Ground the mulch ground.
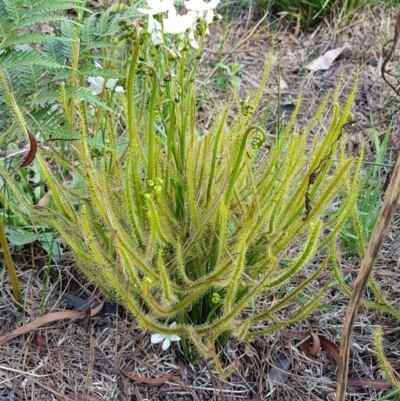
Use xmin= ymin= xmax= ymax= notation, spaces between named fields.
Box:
xmin=1 ymin=4 xmax=400 ymax=400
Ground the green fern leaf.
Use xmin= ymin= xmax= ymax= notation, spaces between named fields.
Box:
xmin=1 ymin=33 xmax=73 ymax=49
xmin=0 ymin=50 xmax=64 ymax=69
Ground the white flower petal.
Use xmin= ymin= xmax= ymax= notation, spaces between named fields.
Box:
xmin=188 ymin=31 xmax=199 ymax=49
xmin=205 ymin=9 xmax=213 ymax=24
xmin=87 ymin=76 xmax=105 ymax=95
xmin=105 ymin=78 xmax=118 ymax=90
xmin=169 ymin=335 xmax=181 ymax=342
xmin=184 ymin=0 xmax=207 ymax=12
xmin=162 ymin=338 xmax=171 ymax=350
xmin=138 ymin=0 xmax=174 ymax=15
xmin=208 ymin=0 xmax=220 ymax=10
xmin=151 ymin=333 xmax=164 ymax=344
xmin=114 ymin=86 xmax=125 ymax=93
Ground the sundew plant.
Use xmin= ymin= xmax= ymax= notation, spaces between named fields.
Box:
xmin=0 ymin=0 xmax=367 ymax=375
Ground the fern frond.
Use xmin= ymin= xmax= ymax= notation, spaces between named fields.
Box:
xmin=0 ymin=50 xmax=63 ymax=69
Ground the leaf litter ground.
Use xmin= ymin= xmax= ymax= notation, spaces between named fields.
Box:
xmin=1 ymin=4 xmax=400 ymax=400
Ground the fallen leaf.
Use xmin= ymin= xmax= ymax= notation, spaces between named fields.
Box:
xmin=62 ymin=293 xmax=116 ymax=317
xmin=346 ymin=377 xmax=392 ymax=390
xmin=268 ymin=356 xmax=293 ymax=384
xmin=306 ymin=47 xmax=347 ymax=71
xmin=20 ymin=130 xmax=38 ymax=167
xmin=0 ymin=304 xmax=102 ymax=344
xmin=121 ymin=371 xmax=173 ymax=386
xmin=299 ymin=331 xmax=320 ymax=357
xmin=54 ymin=393 xmax=103 ymax=401
xmin=281 ymin=330 xmax=339 ymax=363
xmin=34 ymin=190 xmax=52 ymax=210
xmin=34 ymin=333 xmax=48 ymax=348
xmin=178 ymin=359 xmax=188 ymax=383
xmin=319 ymin=336 xmax=340 ymax=365
xmin=281 ymin=331 xmax=392 ymax=389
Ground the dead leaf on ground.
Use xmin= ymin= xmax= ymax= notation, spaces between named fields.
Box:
xmin=34 ymin=333 xmax=48 ymax=348
xmin=122 ymin=370 xmax=174 ymax=386
xmin=345 ymin=377 xmax=393 ymax=390
xmin=281 ymin=331 xmax=393 ymax=390
xmin=61 ymin=395 xmax=103 ymax=401
xmin=281 ymin=330 xmax=339 ymax=364
xmin=0 ymin=302 xmax=104 ymax=344
xmin=268 ymin=356 xmax=293 ymax=385
xmin=34 ymin=189 xmax=52 ymax=210
xmin=306 ymin=47 xmax=348 ymax=71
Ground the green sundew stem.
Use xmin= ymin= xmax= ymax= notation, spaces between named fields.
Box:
xmin=126 ymin=28 xmax=140 ymax=148
xmin=225 ymin=126 xmax=266 ymax=204
xmin=0 ymin=217 xmax=22 ymax=310
xmin=144 ymin=63 xmax=158 ymax=182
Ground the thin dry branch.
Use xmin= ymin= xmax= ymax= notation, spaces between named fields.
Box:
xmin=335 ymin=146 xmax=400 ymax=400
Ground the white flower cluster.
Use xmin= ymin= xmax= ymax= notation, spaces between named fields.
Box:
xmin=87 ymin=76 xmax=125 ymax=95
xmin=138 ymin=0 xmax=220 ymax=48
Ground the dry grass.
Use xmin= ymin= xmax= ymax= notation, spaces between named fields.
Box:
xmin=1 ymin=4 xmax=400 ymax=400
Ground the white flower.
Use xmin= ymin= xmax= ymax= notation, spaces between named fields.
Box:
xmin=148 ymin=14 xmax=164 ymax=45
xmin=87 ymin=76 xmax=124 ymax=95
xmin=184 ymin=0 xmax=220 ymax=24
xmin=163 ymin=7 xmax=197 ymax=35
xmin=138 ymin=0 xmax=174 ymax=15
xmin=188 ymin=29 xmax=199 ymax=49
xmin=105 ymin=78 xmax=125 ymax=93
xmin=87 ymin=76 xmax=105 ymax=95
xmin=151 ymin=322 xmax=181 ymax=351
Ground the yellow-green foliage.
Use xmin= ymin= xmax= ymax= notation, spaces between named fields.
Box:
xmin=374 ymin=326 xmax=399 ymax=388
xmin=1 ymin=44 xmax=362 ymax=374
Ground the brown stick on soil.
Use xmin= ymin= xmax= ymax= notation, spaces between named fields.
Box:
xmin=335 ymin=150 xmax=400 ymax=400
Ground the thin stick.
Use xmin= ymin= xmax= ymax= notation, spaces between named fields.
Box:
xmin=335 ymin=151 xmax=400 ymax=401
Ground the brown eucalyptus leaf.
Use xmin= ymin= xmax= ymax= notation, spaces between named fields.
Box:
xmin=319 ymin=336 xmax=340 ymax=365
xmin=34 ymin=190 xmax=52 ymax=210
xmin=281 ymin=331 xmax=391 ymax=390
xmin=306 ymin=47 xmax=347 ymax=71
xmin=34 ymin=333 xmax=48 ymax=348
xmin=299 ymin=331 xmax=320 ymax=357
xmin=346 ymin=377 xmax=392 ymax=390
xmin=20 ymin=130 xmax=38 ymax=167
xmin=122 ymin=370 xmax=173 ymax=386
xmin=0 ymin=303 xmax=103 ymax=344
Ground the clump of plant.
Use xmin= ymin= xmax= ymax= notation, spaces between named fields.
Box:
xmin=247 ymin=0 xmax=362 ymax=29
xmin=1 ymin=0 xmax=364 ymax=374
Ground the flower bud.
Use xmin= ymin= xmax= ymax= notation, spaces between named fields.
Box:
xmin=211 ymin=292 xmax=221 ymax=304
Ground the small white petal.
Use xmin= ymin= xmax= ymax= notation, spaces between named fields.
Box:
xmin=114 ymin=86 xmax=125 ymax=93
xmin=208 ymin=0 xmax=220 ymax=10
xmin=138 ymin=0 xmax=174 ymax=15
xmin=94 ymin=61 xmax=103 ymax=69
xmin=169 ymin=335 xmax=181 ymax=342
xmin=188 ymin=31 xmax=199 ymax=49
xmin=169 ymin=322 xmax=177 ymax=328
xmin=184 ymin=0 xmax=207 ymax=12
xmin=87 ymin=76 xmax=105 ymax=95
xmin=105 ymin=78 xmax=118 ymax=90
xmin=162 ymin=338 xmax=171 ymax=350
xmin=151 ymin=333 xmax=164 ymax=344
xmin=205 ymin=9 xmax=213 ymax=24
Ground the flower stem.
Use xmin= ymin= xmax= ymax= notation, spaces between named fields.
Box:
xmin=225 ymin=125 xmax=266 ymax=203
